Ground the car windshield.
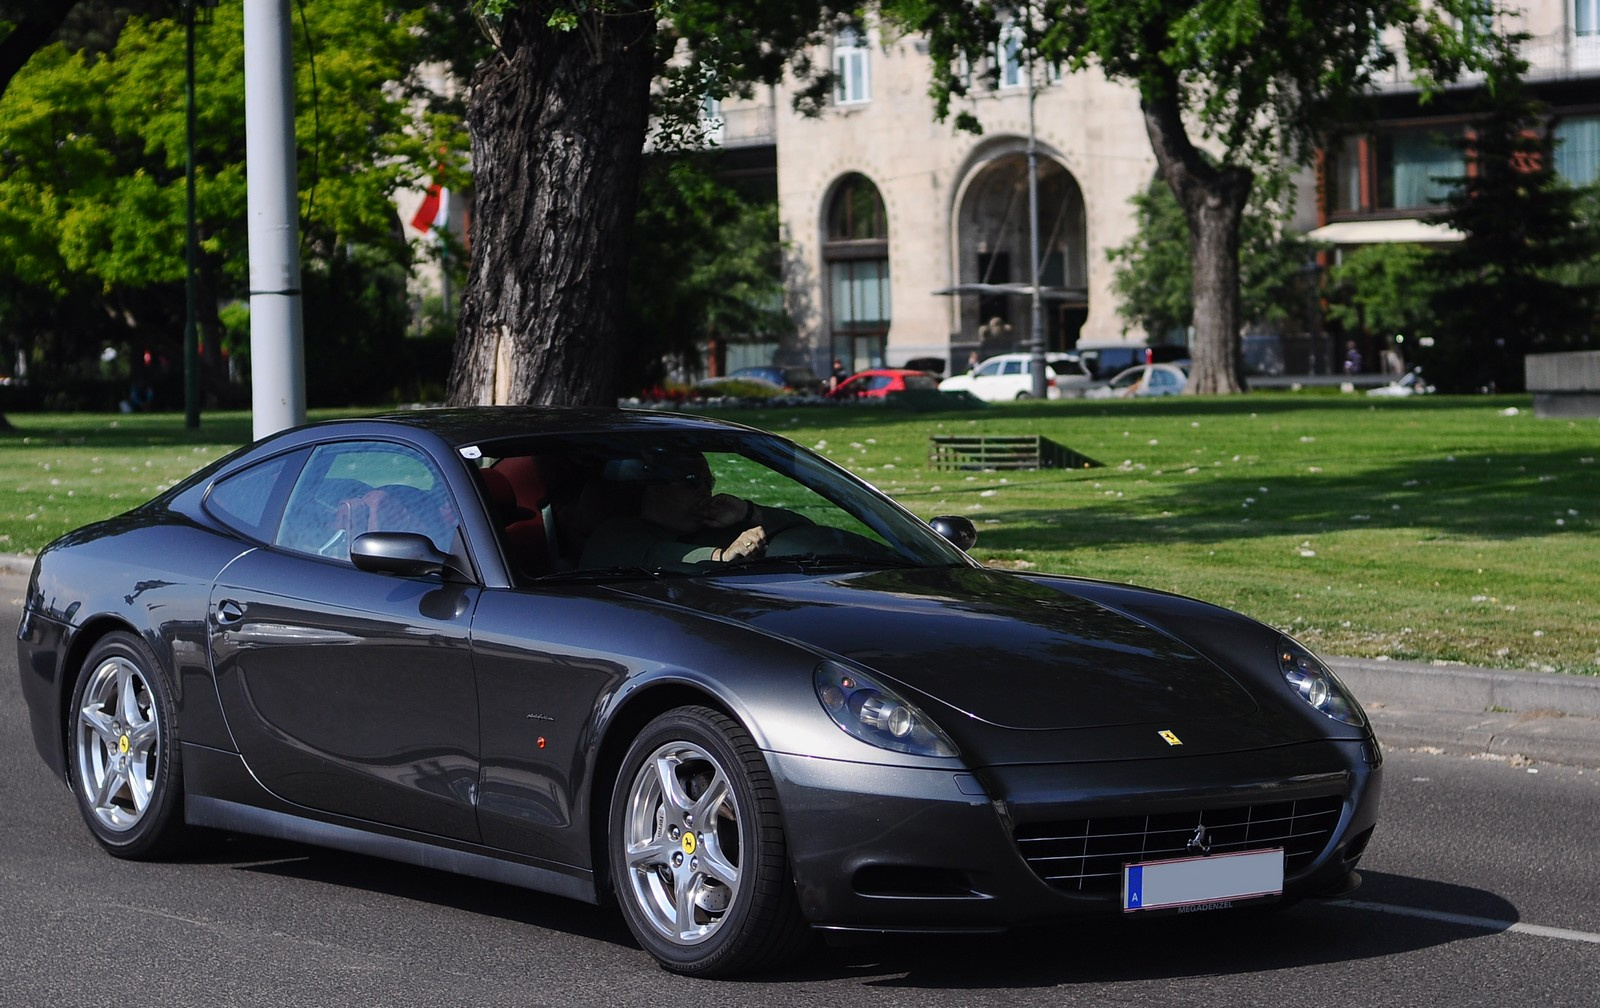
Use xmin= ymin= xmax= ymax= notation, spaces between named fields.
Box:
xmin=468 ymin=428 xmax=974 ymax=580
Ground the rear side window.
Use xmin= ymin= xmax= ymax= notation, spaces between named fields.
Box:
xmin=204 ymin=451 xmax=303 ymax=542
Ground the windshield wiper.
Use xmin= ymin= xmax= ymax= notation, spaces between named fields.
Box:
xmin=716 ymin=552 xmax=930 ymax=574
xmin=532 ymin=565 xmax=667 ymax=583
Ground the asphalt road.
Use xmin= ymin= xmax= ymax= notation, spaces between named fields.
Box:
xmin=3 ymin=578 xmax=1597 ymax=1006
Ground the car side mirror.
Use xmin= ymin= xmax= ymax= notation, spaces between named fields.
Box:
xmin=351 ymin=532 xmax=466 ymax=581
xmin=928 ymin=515 xmax=977 ymax=551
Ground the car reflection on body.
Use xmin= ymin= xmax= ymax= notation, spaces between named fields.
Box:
xmin=16 ymin=407 xmax=1380 ymax=977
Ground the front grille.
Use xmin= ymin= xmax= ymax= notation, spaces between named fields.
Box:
xmin=1015 ymin=795 xmax=1344 ymax=894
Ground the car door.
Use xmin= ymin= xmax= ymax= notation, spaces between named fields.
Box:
xmin=207 ymin=439 xmax=482 ymax=841
xmin=1000 ymin=358 xmax=1027 ymax=397
xmin=969 ymin=360 xmax=1004 ymax=399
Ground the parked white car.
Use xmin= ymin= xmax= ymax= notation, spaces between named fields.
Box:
xmin=1365 ymin=368 xmax=1434 ymax=397
xmin=1085 ymin=362 xmax=1189 ymax=398
xmin=939 ymin=353 xmax=1091 ymax=401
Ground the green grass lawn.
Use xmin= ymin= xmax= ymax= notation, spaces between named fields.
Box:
xmin=3 ymin=394 xmax=1596 ymax=676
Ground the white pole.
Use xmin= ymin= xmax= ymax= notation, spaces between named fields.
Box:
xmin=244 ymin=0 xmax=306 ymax=440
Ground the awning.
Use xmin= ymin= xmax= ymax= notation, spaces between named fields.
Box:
xmin=932 ymin=282 xmax=1090 ymax=303
xmin=1305 ymin=218 xmax=1464 ymax=244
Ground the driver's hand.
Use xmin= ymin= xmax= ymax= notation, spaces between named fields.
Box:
xmin=717 ymin=525 xmax=767 ymax=562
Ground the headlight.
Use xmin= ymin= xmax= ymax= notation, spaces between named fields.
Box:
xmin=814 ymin=662 xmax=958 ymax=758
xmin=1278 ymin=637 xmax=1366 ymax=726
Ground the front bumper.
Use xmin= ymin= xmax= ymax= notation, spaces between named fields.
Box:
xmin=769 ymin=738 xmax=1381 ymax=932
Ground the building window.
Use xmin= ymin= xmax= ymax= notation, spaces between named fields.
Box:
xmin=996 ymin=22 xmax=1025 ymax=89
xmin=1577 ymin=0 xmax=1599 ymax=36
xmin=1555 ymin=115 xmax=1600 ymax=186
xmin=834 ymin=28 xmax=870 ymax=105
xmin=1376 ymin=128 xmax=1463 ymax=210
xmin=824 ymin=174 xmax=890 ymax=370
xmin=699 ymin=95 xmax=724 ymax=147
xmin=1324 ymin=136 xmax=1364 ymax=213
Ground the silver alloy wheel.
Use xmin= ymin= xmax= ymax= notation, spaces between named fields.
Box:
xmin=620 ymin=741 xmax=743 ymax=946
xmin=73 ymin=654 xmax=160 ymax=833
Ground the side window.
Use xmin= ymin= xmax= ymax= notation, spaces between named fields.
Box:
xmin=275 ymin=441 xmax=457 ymax=562
xmin=1002 ymin=360 xmax=1024 ymax=376
xmin=205 ymin=450 xmax=303 ymax=542
xmin=975 ymin=361 xmax=1002 ymax=377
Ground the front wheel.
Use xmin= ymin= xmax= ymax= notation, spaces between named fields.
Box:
xmin=610 ymin=706 xmax=809 ymax=977
xmin=66 ymin=631 xmax=192 ymax=859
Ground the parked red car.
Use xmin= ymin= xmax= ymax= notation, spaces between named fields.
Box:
xmin=828 ymin=368 xmax=940 ymax=399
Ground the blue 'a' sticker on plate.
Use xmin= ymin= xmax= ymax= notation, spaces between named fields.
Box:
xmin=1126 ymin=865 xmax=1143 ymax=908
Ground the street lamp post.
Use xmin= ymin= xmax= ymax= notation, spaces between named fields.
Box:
xmin=1024 ymin=2 xmax=1048 ymax=400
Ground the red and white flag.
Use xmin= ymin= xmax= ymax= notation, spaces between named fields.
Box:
xmin=410 ymin=182 xmax=449 ymax=234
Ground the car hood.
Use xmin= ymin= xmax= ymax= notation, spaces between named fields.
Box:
xmin=608 ymin=566 xmax=1259 ymax=732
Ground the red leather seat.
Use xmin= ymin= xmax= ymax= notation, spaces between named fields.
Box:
xmin=487 ymin=457 xmax=557 ymax=578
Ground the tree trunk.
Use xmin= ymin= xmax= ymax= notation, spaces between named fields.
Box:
xmin=448 ymin=11 xmax=656 ymax=407
xmin=1141 ymin=91 xmax=1250 ymax=395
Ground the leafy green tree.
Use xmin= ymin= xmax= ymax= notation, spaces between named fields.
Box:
xmin=0 ymin=1 xmax=466 ymax=409
xmin=1109 ymin=170 xmax=1321 ymax=349
xmin=620 ymin=155 xmax=791 ymax=394
xmin=1422 ymin=37 xmax=1598 ymax=392
xmin=1107 ymin=178 xmax=1192 ymax=343
xmin=1324 ymin=243 xmax=1442 ymax=366
xmin=447 ymin=1 xmax=847 ymax=407
xmin=883 ymin=0 xmax=1500 ymax=394
xmin=0 ymin=2 xmax=83 ymax=98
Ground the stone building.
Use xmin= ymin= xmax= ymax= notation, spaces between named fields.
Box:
xmin=762 ymin=18 xmax=1164 ymax=377
xmin=705 ymin=3 xmax=1600 ymax=380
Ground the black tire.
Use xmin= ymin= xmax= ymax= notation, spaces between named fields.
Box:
xmin=65 ymin=631 xmax=192 ymax=859
xmin=609 ymin=706 xmax=810 ymax=977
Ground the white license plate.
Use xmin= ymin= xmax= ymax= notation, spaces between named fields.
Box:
xmin=1122 ymin=848 xmax=1284 ymax=912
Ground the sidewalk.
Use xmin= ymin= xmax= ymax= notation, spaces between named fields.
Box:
xmin=4 ymin=553 xmax=1598 ymax=769
xmin=1329 ymin=657 xmax=1600 ymax=770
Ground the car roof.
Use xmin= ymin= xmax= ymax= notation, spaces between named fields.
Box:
xmin=295 ymin=406 xmax=757 ymax=451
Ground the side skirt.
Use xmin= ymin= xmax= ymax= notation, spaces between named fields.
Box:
xmin=182 ymin=743 xmax=596 ymax=905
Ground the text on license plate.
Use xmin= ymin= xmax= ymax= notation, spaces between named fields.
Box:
xmin=1122 ymin=848 xmax=1284 ymax=912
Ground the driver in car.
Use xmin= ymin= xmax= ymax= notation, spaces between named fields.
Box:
xmin=579 ymin=451 xmax=807 ymax=570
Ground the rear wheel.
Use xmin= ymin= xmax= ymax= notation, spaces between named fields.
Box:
xmin=66 ymin=631 xmax=192 ymax=859
xmin=610 ymin=706 xmax=809 ymax=977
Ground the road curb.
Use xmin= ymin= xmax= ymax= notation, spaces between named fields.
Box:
xmin=1330 ymin=657 xmax=1600 ymax=770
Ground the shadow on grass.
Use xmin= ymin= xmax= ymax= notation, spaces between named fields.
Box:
xmin=943 ymin=441 xmax=1595 ymax=553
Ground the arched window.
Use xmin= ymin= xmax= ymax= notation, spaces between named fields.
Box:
xmin=823 ymin=173 xmax=890 ymax=372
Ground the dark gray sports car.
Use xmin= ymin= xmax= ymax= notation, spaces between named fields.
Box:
xmin=16 ymin=407 xmax=1381 ymax=976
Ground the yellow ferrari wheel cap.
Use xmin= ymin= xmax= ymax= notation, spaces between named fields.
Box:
xmin=118 ymin=734 xmax=131 ymax=754
xmin=681 ymin=832 xmax=697 ymax=855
